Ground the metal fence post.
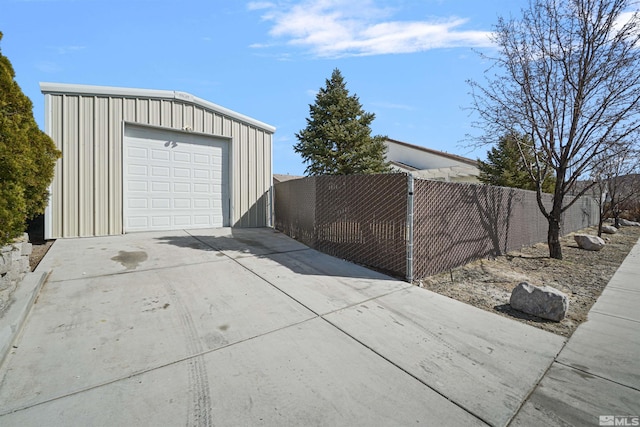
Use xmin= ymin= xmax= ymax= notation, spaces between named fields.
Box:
xmin=406 ymin=174 xmax=415 ymax=282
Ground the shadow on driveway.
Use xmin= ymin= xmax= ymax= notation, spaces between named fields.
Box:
xmin=155 ymin=228 xmax=401 ymax=282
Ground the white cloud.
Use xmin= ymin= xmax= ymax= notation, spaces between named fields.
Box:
xmin=613 ymin=10 xmax=640 ymax=35
xmin=53 ymin=45 xmax=85 ymax=55
xmin=248 ymin=0 xmax=494 ymax=58
xmin=247 ymin=1 xmax=276 ymax=11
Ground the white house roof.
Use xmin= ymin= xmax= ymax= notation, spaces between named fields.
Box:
xmin=273 ymin=174 xmax=304 ymax=183
xmin=386 ymin=138 xmax=480 ymax=182
xmin=40 ymin=82 xmax=276 ymax=133
xmin=391 ymin=161 xmax=478 ymax=180
xmin=385 ymin=138 xmax=478 ymax=168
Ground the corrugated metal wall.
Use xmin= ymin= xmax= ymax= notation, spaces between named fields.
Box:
xmin=43 ymin=84 xmax=273 ymax=238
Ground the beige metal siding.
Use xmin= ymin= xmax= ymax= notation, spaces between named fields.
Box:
xmin=79 ymin=97 xmax=94 ymax=236
xmin=43 ymin=84 xmax=274 ymax=238
xmin=94 ymin=97 xmax=110 ymax=236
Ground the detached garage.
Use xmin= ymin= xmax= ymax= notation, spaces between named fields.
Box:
xmin=41 ymin=83 xmax=275 ymax=239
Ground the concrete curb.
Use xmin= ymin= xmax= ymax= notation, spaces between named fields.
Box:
xmin=0 ymin=270 xmax=50 ymax=369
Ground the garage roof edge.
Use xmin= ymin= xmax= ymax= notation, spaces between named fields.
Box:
xmin=40 ymin=82 xmax=276 ymax=133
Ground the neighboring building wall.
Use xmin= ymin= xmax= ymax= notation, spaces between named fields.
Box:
xmin=385 ymin=138 xmax=477 ymax=170
xmin=385 ymin=139 xmax=480 ymax=183
xmin=42 ymin=83 xmax=274 ymax=238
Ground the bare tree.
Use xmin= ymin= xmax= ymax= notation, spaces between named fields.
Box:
xmin=468 ymin=0 xmax=640 ymax=259
xmin=591 ymin=145 xmax=640 ymax=234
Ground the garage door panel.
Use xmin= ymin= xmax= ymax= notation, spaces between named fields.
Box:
xmin=193 ymin=154 xmax=209 ymax=164
xmin=171 ymin=182 xmax=189 ymax=193
xmin=124 ymin=125 xmax=229 ymax=232
xmin=193 ymin=198 xmax=210 ymax=209
xmin=151 ymin=149 xmax=170 ymax=161
xmin=151 ymin=217 xmax=171 ymax=227
xmin=194 ymin=215 xmax=211 ymax=225
xmin=128 ymin=165 xmax=148 ymax=176
xmin=151 ymin=166 xmax=170 ymax=177
xmin=128 ymin=181 xmax=148 ymax=192
xmin=129 ymin=199 xmax=148 ymax=209
xmin=193 ymin=183 xmax=210 ymax=193
xmin=127 ymin=217 xmax=148 ymax=228
xmin=193 ymin=169 xmax=210 ymax=179
xmin=151 ymin=182 xmax=170 ymax=192
xmin=128 ymin=147 xmax=148 ymax=159
xmin=151 ymin=199 xmax=170 ymax=209
xmin=173 ymin=168 xmax=190 ymax=178
xmin=174 ymin=199 xmax=191 ymax=209
xmin=174 ymin=216 xmax=192 ymax=226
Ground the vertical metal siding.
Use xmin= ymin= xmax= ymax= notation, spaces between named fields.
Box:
xmin=160 ymin=100 xmax=172 ymax=127
xmin=172 ymin=103 xmax=183 ymax=129
xmin=149 ymin=99 xmax=161 ymax=126
xmin=234 ymin=121 xmax=245 ymax=226
xmin=137 ymin=98 xmax=149 ymax=124
xmin=183 ymin=104 xmax=193 ymax=130
xmin=194 ymin=107 xmax=204 ymax=133
xmin=79 ymin=97 xmax=94 ymax=236
xmin=49 ymin=95 xmax=64 ymax=237
xmin=62 ymin=95 xmax=79 ymax=237
xmin=94 ymin=97 xmax=110 ymax=236
xmin=108 ymin=97 xmax=123 ymax=235
xmin=45 ymin=89 xmax=273 ymax=238
xmin=248 ymin=127 xmax=258 ymax=226
xmin=124 ymin=98 xmax=136 ymax=122
xmin=203 ymin=110 xmax=213 ymax=134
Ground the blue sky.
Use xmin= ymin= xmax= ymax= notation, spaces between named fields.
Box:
xmin=1 ymin=0 xmax=527 ymax=175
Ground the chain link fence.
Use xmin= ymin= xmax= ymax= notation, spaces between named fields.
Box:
xmin=314 ymin=174 xmax=408 ymax=276
xmin=274 ymin=177 xmax=317 ymax=247
xmin=275 ymin=174 xmax=408 ymax=276
xmin=274 ymin=173 xmax=599 ymax=281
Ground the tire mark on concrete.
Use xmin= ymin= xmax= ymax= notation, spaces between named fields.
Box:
xmin=164 ymin=282 xmax=212 ymax=427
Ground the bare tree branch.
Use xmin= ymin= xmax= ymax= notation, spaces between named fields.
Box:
xmin=468 ymin=0 xmax=640 ymax=258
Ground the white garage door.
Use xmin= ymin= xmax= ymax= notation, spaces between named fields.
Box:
xmin=123 ymin=125 xmax=230 ymax=232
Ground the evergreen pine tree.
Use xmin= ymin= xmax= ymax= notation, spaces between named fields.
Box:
xmin=294 ymin=69 xmax=389 ymax=176
xmin=478 ymin=133 xmax=555 ymax=193
xmin=1 ymin=32 xmax=61 ymax=245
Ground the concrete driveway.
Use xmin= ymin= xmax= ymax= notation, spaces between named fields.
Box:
xmin=0 ymin=228 xmax=565 ymax=426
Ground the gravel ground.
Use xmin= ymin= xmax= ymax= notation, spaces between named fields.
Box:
xmin=418 ymin=224 xmax=640 ymax=337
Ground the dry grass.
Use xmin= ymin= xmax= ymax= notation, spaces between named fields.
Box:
xmin=418 ymin=225 xmax=640 ymax=337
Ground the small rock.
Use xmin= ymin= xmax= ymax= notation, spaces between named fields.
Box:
xmin=619 ymin=218 xmax=640 ymax=227
xmin=20 ymin=242 xmax=33 ymax=256
xmin=0 ymin=253 xmax=9 ymax=275
xmin=574 ymin=234 xmax=605 ymax=251
xmin=601 ymin=225 xmax=617 ymax=234
xmin=510 ymin=282 xmax=569 ymax=322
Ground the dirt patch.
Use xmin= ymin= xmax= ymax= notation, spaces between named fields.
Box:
xmin=418 ymin=225 xmax=640 ymax=337
xmin=29 ymin=240 xmax=54 ymax=271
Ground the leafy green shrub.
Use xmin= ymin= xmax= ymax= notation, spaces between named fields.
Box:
xmin=0 ymin=32 xmax=61 ymax=246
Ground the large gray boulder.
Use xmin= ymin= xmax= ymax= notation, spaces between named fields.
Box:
xmin=510 ymin=282 xmax=569 ymax=322
xmin=574 ymin=234 xmax=605 ymax=251
xmin=619 ymin=218 xmax=640 ymax=226
xmin=601 ymin=225 xmax=617 ymax=234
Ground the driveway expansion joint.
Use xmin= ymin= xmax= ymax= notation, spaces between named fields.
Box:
xmin=588 ymin=310 xmax=640 ymax=324
xmin=553 ymin=361 xmax=640 ymax=393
